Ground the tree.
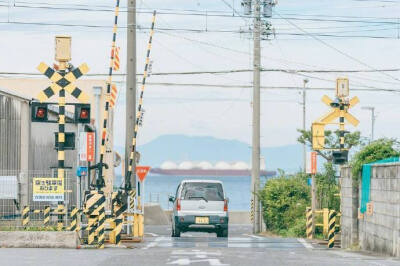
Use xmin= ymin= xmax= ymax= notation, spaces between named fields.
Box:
xmin=297 ymin=129 xmax=363 ymax=162
xmin=350 ymin=138 xmax=400 ymax=180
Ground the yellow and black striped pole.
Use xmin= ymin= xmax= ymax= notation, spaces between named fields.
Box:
xmin=125 ymin=10 xmax=156 ymax=193
xmin=97 ymin=0 xmax=121 ymax=189
xmin=339 ymin=99 xmax=345 ymax=151
xmin=111 ymin=192 xmax=126 ymax=245
xmin=57 ymin=204 xmax=64 ymax=231
xmin=306 ymin=207 xmax=313 ymax=239
xmin=69 ymin=206 xmax=78 ymax=231
xmin=97 ymin=201 xmax=106 ymax=249
xmin=43 ymin=205 xmax=50 ymax=226
xmin=129 ymin=190 xmax=136 ymax=210
xmin=22 ymin=206 xmax=29 ymax=227
xmin=328 ymin=210 xmax=336 ymax=248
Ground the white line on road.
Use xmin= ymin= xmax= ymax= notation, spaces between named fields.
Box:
xmin=242 ymin=234 xmax=263 ymax=240
xmin=142 ymin=236 xmax=164 ymax=249
xmin=297 ymin=238 xmax=313 ymax=249
xmin=146 ymin=232 xmax=159 ymax=237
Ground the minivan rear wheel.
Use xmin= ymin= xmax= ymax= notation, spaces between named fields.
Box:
xmin=172 ymin=226 xmax=181 ymax=237
xmin=217 ymin=228 xmax=228 ymax=238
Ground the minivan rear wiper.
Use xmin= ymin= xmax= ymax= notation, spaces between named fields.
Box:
xmin=188 ymin=196 xmax=208 ymax=202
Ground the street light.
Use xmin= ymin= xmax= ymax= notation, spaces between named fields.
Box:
xmin=303 ymin=79 xmax=309 ymax=172
xmin=362 ymin=106 xmax=375 ymax=142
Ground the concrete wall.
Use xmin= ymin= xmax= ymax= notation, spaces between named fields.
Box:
xmin=341 ymin=163 xmax=400 ymax=257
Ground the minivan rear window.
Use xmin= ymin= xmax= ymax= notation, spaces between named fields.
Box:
xmin=181 ymin=182 xmax=224 ymax=201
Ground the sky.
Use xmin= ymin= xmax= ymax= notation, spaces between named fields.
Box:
xmin=1 ymin=0 xmax=400 ymax=149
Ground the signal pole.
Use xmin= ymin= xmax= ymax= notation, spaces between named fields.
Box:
xmin=251 ymin=0 xmax=261 ymax=234
xmin=126 ymin=0 xmax=136 ymax=191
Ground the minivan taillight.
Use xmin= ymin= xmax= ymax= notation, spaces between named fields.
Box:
xmin=176 ymin=199 xmax=181 ymax=211
xmin=224 ymin=199 xmax=228 ymax=212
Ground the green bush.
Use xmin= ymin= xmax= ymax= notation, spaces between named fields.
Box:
xmin=351 ymin=138 xmax=400 ymax=180
xmin=259 ymin=173 xmax=310 ymax=236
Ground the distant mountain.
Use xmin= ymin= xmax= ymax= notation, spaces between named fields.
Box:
xmin=115 ymin=135 xmax=305 ymax=173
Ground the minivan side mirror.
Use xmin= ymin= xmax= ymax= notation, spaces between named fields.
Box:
xmin=168 ymin=195 xmax=175 ymax=202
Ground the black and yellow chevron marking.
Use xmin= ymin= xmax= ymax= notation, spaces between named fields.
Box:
xmin=97 ymin=202 xmax=106 ymax=249
xmin=250 ymin=199 xmax=254 ymax=222
xmin=43 ymin=206 xmax=50 ymax=226
xmin=98 ymin=0 xmax=121 ymax=188
xmin=57 ymin=204 xmax=64 ymax=231
xmin=328 ymin=210 xmax=336 ymax=248
xmin=22 ymin=206 xmax=29 ymax=227
xmin=87 ymin=215 xmax=97 ymax=245
xmin=306 ymin=207 xmax=313 ymax=239
xmin=129 ymin=190 xmax=136 ymax=210
xmin=126 ymin=11 xmax=156 ymax=189
xmin=84 ymin=191 xmax=106 ymax=215
xmin=339 ymin=105 xmax=345 ymax=150
xmin=69 ymin=206 xmax=78 ymax=232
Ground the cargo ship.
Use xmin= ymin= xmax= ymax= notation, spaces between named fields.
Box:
xmin=150 ymin=168 xmax=276 ymax=177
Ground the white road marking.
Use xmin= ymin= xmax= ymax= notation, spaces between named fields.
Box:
xmin=242 ymin=234 xmax=263 ymax=240
xmin=168 ymin=249 xmax=229 ymax=266
xmin=297 ymin=238 xmax=313 ymax=249
xmin=142 ymin=236 xmax=164 ymax=250
xmin=146 ymin=232 xmax=159 ymax=237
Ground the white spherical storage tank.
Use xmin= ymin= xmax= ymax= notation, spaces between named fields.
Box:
xmin=160 ymin=161 xmax=177 ymax=170
xmin=197 ymin=161 xmax=213 ymax=169
xmin=214 ymin=161 xmax=231 ymax=170
xmin=178 ymin=161 xmax=194 ymax=170
xmin=232 ymin=161 xmax=249 ymax=170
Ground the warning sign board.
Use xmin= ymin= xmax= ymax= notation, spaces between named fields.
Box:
xmin=136 ymin=166 xmax=151 ymax=182
xmin=33 ymin=177 xmax=64 ymax=201
xmin=79 ymin=132 xmax=95 ymax=162
xmin=306 ymin=151 xmax=317 ymax=174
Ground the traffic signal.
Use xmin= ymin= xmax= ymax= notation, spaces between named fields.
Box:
xmin=332 ymin=150 xmax=348 ymax=165
xmin=312 ymin=122 xmax=325 ymax=150
xmin=31 ymin=102 xmax=48 ymax=122
xmin=75 ymin=104 xmax=91 ymax=124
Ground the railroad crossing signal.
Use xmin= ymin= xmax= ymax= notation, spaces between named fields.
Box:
xmin=311 ymin=78 xmax=360 ymax=163
xmin=36 ymin=62 xmax=90 ymax=103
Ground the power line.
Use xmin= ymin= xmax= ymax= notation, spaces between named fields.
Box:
xmin=273 ymin=10 xmax=400 ymax=83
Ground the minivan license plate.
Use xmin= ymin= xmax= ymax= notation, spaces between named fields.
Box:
xmin=195 ymin=217 xmax=209 ymax=224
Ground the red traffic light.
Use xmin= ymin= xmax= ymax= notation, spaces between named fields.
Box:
xmin=36 ymin=107 xmax=46 ymax=118
xmin=74 ymin=104 xmax=91 ymax=123
xmin=80 ymin=108 xmax=89 ymax=119
xmin=31 ymin=102 xmax=48 ymax=122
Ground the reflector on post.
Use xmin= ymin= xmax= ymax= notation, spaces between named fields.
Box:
xmin=312 ymin=122 xmax=325 ymax=150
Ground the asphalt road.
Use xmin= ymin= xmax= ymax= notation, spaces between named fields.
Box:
xmin=1 ymin=225 xmax=399 ymax=266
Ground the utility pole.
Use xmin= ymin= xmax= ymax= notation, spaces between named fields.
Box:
xmin=126 ymin=0 xmax=136 ymax=191
xmin=251 ymin=0 xmax=261 ymax=234
xmin=302 ymin=79 xmax=308 ymax=172
xmin=362 ymin=106 xmax=375 ymax=142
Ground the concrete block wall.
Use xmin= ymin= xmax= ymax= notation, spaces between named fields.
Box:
xmin=340 ymin=163 xmax=400 ymax=257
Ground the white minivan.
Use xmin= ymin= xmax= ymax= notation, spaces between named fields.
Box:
xmin=169 ymin=180 xmax=229 ymax=237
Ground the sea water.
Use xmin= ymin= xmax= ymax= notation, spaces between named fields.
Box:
xmin=116 ymin=175 xmax=270 ymax=210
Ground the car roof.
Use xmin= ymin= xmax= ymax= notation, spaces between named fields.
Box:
xmin=180 ymin=179 xmax=223 ymax=184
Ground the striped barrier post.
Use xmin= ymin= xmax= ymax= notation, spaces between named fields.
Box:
xmin=250 ymin=199 xmax=254 ymax=222
xmin=129 ymin=190 xmax=136 ymax=211
xmin=84 ymin=191 xmax=106 ymax=247
xmin=97 ymin=201 xmax=106 ymax=249
xmin=57 ymin=204 xmax=64 ymax=231
xmin=22 ymin=206 xmax=29 ymax=227
xmin=125 ymin=11 xmax=156 ymax=192
xmin=69 ymin=206 xmax=78 ymax=231
xmin=328 ymin=210 xmax=336 ymax=248
xmin=87 ymin=214 xmax=97 ymax=245
xmin=306 ymin=207 xmax=313 ymax=239
xmin=96 ymin=0 xmax=121 ymax=190
xmin=43 ymin=206 xmax=50 ymax=226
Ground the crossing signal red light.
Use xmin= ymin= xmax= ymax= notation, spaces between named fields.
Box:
xmin=74 ymin=104 xmax=91 ymax=124
xmin=31 ymin=102 xmax=48 ymax=122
